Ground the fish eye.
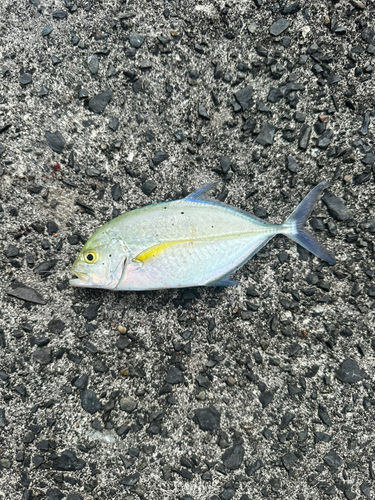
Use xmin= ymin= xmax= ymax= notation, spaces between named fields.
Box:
xmin=84 ymin=250 xmax=98 ymax=264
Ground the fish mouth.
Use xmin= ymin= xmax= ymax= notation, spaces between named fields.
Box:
xmin=69 ymin=268 xmax=89 ymax=287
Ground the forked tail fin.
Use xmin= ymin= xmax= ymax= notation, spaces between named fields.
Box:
xmin=281 ymin=182 xmax=336 ymax=265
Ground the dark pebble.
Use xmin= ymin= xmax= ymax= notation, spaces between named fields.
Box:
xmin=141 ymin=180 xmax=157 ymax=196
xmin=286 ymin=156 xmax=299 ymax=172
xmin=336 ymin=359 xmax=368 ymax=384
xmin=354 ymin=169 xmax=371 ymax=184
xmin=359 ymin=113 xmax=370 ymax=136
xmin=108 ymin=117 xmax=119 ymax=131
xmin=235 ymin=85 xmax=253 ymax=111
xmin=267 ymin=87 xmax=283 ymax=103
xmin=116 ymin=335 xmax=131 ymax=351
xmin=322 ymin=192 xmax=350 ymax=221
xmin=78 ymin=89 xmax=88 ymax=99
xmin=129 ymin=31 xmax=144 ymax=48
xmin=6 ymin=282 xmax=45 ymax=305
xmin=277 ymin=251 xmax=289 ymax=264
xmin=222 ymin=444 xmax=244 ymax=470
xmin=282 ymin=2 xmax=301 ymax=14
xmin=145 ymin=129 xmax=155 ymax=142
xmin=246 ymin=286 xmax=259 ymax=297
xmin=153 ymin=151 xmax=169 ymax=165
xmin=314 ymin=432 xmax=331 ymax=443
xmin=157 ymin=35 xmax=170 ymax=46
xmin=279 ymin=411 xmax=295 ymax=429
xmin=45 ymin=131 xmax=65 ymax=153
xmin=316 ymin=129 xmax=333 ymax=148
xmin=298 ymin=125 xmax=312 ymax=149
xmin=294 ymin=111 xmax=305 ymax=122
xmin=52 ymin=450 xmax=85 ymax=471
xmin=360 ymin=482 xmax=371 ymax=498
xmin=194 ymin=43 xmax=204 ymax=54
xmin=194 ymin=407 xmax=221 ymax=431
xmin=68 ymin=234 xmax=80 ymax=245
xmin=72 ymin=374 xmax=88 ymax=390
xmin=80 ymin=389 xmax=101 ymax=414
xmin=256 ymin=102 xmax=270 ymax=112
xmin=120 ymin=473 xmax=140 ymax=485
xmin=198 ymin=104 xmax=209 ymax=119
xmin=83 ymin=303 xmax=100 ymax=321
xmin=214 ymin=64 xmax=223 ymax=79
xmin=314 ymin=121 xmax=326 ymax=135
xmin=19 ymin=73 xmax=32 ymax=85
xmin=362 ymin=28 xmax=374 ymax=43
xmin=126 ymin=47 xmax=137 ymax=58
xmin=220 ymin=156 xmax=231 ymax=174
xmin=246 ymin=459 xmax=263 ymax=476
xmin=87 ymin=54 xmax=99 ymax=74
xmin=70 ymin=32 xmax=80 ymax=46
xmin=140 ymin=59 xmax=152 ymax=70
xmin=111 ymin=182 xmax=122 ymax=201
xmin=89 ymin=89 xmax=113 ymax=114
xmin=256 ymin=123 xmax=276 ymax=146
xmin=34 ymin=259 xmax=57 ymax=274
xmin=46 ymin=489 xmax=64 ymax=500
xmin=304 ymin=364 xmax=319 ymax=377
xmin=318 ymin=404 xmax=332 ymax=426
xmin=51 ymin=55 xmax=62 ymax=66
xmin=67 ymin=495 xmax=83 ymax=500
xmin=165 ymin=366 xmax=184 ymax=384
xmin=270 ymin=18 xmax=290 ymax=36
xmin=4 ymin=245 xmax=19 ymax=258
xmin=52 ymin=10 xmax=68 ymax=19
xmin=39 ymin=85 xmax=49 ymax=97
xmin=45 ymin=220 xmax=58 ymax=235
xmin=42 ymin=26 xmax=53 ymax=36
xmin=32 ymin=347 xmax=52 ymax=365
xmin=323 ymin=450 xmax=342 ymax=468
xmin=220 ymin=488 xmax=235 ymax=500
xmin=259 ymin=390 xmax=273 ymax=408
xmin=282 ymin=453 xmax=298 ymax=471
xmin=174 ymin=129 xmax=186 ymax=142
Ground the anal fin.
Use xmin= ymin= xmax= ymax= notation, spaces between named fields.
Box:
xmin=206 ymin=272 xmax=239 ymax=287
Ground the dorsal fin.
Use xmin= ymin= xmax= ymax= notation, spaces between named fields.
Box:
xmin=185 ymin=182 xmax=219 ymax=201
xmin=184 ymin=181 xmax=268 ymax=225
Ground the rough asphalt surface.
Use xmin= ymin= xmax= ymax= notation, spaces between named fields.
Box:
xmin=0 ymin=0 xmax=374 ymax=499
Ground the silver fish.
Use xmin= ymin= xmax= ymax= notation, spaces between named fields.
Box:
xmin=70 ymin=181 xmax=335 ymax=290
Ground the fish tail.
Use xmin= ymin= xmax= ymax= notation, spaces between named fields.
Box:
xmin=281 ymin=182 xmax=336 ymax=264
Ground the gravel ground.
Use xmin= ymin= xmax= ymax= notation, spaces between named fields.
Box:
xmin=0 ymin=0 xmax=374 ymax=499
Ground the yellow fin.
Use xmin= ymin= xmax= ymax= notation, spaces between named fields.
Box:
xmin=133 ymin=240 xmax=189 ymax=263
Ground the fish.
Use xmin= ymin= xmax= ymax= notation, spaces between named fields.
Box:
xmin=70 ymin=181 xmax=335 ymax=290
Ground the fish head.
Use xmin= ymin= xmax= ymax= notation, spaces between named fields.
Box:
xmin=70 ymin=227 xmax=127 ymax=289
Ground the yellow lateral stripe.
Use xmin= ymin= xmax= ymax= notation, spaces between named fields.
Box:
xmin=133 ymin=240 xmax=191 ymax=263
xmin=133 ymin=228 xmax=274 ymax=264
